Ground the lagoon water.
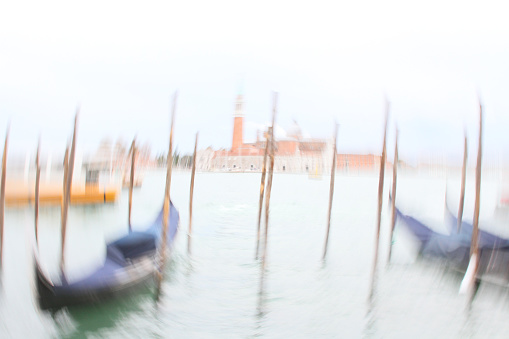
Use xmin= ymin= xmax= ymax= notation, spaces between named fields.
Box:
xmin=2 ymin=169 xmax=509 ymax=338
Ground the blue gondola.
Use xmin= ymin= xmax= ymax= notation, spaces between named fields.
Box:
xmin=35 ymin=202 xmax=179 ymax=310
xmin=395 ymin=205 xmax=509 ymax=283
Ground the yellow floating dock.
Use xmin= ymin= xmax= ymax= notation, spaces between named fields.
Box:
xmin=5 ymin=181 xmax=119 ymax=206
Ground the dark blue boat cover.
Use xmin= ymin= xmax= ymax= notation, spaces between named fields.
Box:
xmin=108 ymin=231 xmax=156 ymax=260
xmin=396 ymin=206 xmax=509 ymax=263
xmin=445 ymin=207 xmax=509 ymax=250
xmin=53 ymin=202 xmax=179 ymax=291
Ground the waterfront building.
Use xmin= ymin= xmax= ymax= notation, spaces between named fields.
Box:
xmin=196 ymin=94 xmax=385 ymax=174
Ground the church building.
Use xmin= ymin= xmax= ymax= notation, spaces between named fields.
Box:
xmin=196 ymin=94 xmax=383 ymax=173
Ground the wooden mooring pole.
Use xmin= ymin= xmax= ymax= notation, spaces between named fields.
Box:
xmin=0 ymin=126 xmax=9 ymax=267
xmin=261 ymin=92 xmax=278 ymax=269
xmin=369 ymin=102 xmax=389 ymax=299
xmin=256 ymin=127 xmax=270 ymax=259
xmin=35 ymin=139 xmax=41 ymax=246
xmin=60 ymin=143 xmax=69 ymax=261
xmin=460 ymin=103 xmax=483 ymax=304
xmin=128 ymin=138 xmax=136 ymax=232
xmin=322 ymin=123 xmax=338 ymax=259
xmin=387 ymin=129 xmax=398 ymax=264
xmin=457 ymin=134 xmax=467 ymax=232
xmin=61 ymin=112 xmax=78 ymax=272
xmin=157 ymin=91 xmax=177 ymax=296
xmin=188 ymin=132 xmax=198 ymax=254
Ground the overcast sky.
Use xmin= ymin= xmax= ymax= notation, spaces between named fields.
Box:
xmin=1 ymin=0 xmax=508 ymax=165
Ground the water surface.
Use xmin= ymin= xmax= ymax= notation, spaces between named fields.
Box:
xmin=1 ymin=170 xmax=509 ymax=338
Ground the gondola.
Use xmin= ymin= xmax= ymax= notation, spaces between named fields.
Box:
xmin=35 ymin=202 xmax=179 ymax=310
xmin=395 ymin=205 xmax=509 ymax=284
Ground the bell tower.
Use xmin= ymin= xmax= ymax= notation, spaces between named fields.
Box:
xmin=231 ymin=94 xmax=244 ymax=152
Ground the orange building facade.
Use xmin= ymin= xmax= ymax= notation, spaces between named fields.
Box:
xmin=197 ymin=94 xmax=387 ymax=173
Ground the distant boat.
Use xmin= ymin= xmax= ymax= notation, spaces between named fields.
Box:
xmin=34 ymin=201 xmax=179 ymax=310
xmin=5 ymin=180 xmax=118 ymax=206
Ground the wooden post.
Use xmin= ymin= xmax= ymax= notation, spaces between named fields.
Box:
xmin=457 ymin=135 xmax=467 ymax=232
xmin=369 ymin=101 xmax=389 ymax=299
xmin=128 ymin=138 xmax=136 ymax=232
xmin=261 ymin=92 xmax=278 ymax=268
xmin=60 ymin=144 xmax=69 ymax=240
xmin=387 ymin=129 xmax=399 ymax=263
xmin=188 ymin=132 xmax=198 ymax=254
xmin=0 ymin=127 xmax=9 ymax=267
xmin=462 ymin=103 xmax=482 ymax=303
xmin=157 ymin=91 xmax=177 ymax=295
xmin=323 ymin=123 xmax=338 ymax=259
xmin=60 ymin=112 xmax=78 ymax=272
xmin=255 ymin=125 xmax=270 ymax=259
xmin=35 ymin=139 xmax=41 ymax=246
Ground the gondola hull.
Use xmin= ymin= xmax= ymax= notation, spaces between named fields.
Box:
xmin=35 ymin=202 xmax=179 ymax=310
xmin=36 ymin=255 xmax=157 ymax=310
xmin=395 ymin=206 xmax=509 ymax=285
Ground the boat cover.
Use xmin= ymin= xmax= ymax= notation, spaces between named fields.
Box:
xmin=36 ymin=201 xmax=179 ymax=308
xmin=396 ymin=205 xmax=509 ymax=272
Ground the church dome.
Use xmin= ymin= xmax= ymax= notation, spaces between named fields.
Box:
xmin=286 ymin=120 xmax=302 ymax=140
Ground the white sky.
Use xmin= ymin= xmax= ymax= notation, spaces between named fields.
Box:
xmin=0 ymin=0 xmax=508 ymax=165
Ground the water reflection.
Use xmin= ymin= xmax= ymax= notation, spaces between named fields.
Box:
xmin=52 ymin=285 xmax=153 ymax=339
xmin=364 ymin=290 xmax=378 ymax=339
xmin=254 ymin=261 xmax=266 ymax=338
xmin=47 ymin=254 xmax=180 ymax=338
